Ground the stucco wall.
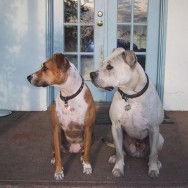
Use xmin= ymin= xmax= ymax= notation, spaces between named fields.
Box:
xmin=163 ymin=0 xmax=188 ymax=110
xmin=1 ymin=0 xmax=187 ymax=111
xmin=0 ymin=0 xmax=47 ymax=111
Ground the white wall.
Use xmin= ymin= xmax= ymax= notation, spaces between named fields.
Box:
xmin=163 ymin=0 xmax=188 ymax=111
xmin=0 ymin=0 xmax=47 ymax=111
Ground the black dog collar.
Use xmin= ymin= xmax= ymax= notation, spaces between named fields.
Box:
xmin=118 ymin=73 xmax=149 ymax=102
xmin=60 ymin=77 xmax=84 ymax=106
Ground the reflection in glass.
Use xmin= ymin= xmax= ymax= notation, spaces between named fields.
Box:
xmin=81 ymin=26 xmax=94 ymax=52
xmin=64 ymin=0 xmax=78 ymax=23
xmin=80 ymin=0 xmax=94 ymax=23
xmin=118 ymin=0 xmax=132 ymax=23
xmin=133 ymin=25 xmax=147 ymax=52
xmin=134 ymin=0 xmax=148 ymax=23
xmin=64 ymin=26 xmax=77 ymax=52
xmin=66 ymin=55 xmax=78 ymax=68
xmin=81 ymin=55 xmax=94 ymax=80
xmin=117 ymin=25 xmax=131 ymax=50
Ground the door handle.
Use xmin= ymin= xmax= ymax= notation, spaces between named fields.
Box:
xmin=97 ymin=20 xmax=103 ymax=26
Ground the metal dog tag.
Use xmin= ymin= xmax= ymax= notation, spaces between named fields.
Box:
xmin=64 ymin=103 xmax=71 ymax=110
xmin=125 ymin=104 xmax=131 ymax=111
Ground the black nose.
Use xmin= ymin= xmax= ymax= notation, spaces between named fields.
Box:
xmin=90 ymin=72 xmax=98 ymax=80
xmin=27 ymin=75 xmax=32 ymax=82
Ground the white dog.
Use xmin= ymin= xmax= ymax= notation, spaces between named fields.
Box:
xmin=90 ymin=48 xmax=164 ymax=178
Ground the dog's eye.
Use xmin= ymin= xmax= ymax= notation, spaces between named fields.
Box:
xmin=42 ymin=65 xmax=48 ymax=72
xmin=42 ymin=64 xmax=48 ymax=71
xmin=106 ymin=64 xmax=113 ymax=70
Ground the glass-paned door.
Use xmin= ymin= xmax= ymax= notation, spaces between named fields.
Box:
xmin=52 ymin=0 xmax=160 ymax=102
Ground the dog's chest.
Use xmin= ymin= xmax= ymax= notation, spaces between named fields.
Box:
xmin=111 ymin=99 xmax=149 ymax=139
xmin=56 ymin=92 xmax=88 ymax=130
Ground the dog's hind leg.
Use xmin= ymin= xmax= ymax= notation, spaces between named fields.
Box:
xmin=110 ymin=122 xmax=125 ymax=177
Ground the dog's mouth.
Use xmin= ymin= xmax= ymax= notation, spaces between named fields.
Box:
xmin=103 ymin=87 xmax=114 ymax=91
xmin=90 ymin=76 xmax=114 ymax=91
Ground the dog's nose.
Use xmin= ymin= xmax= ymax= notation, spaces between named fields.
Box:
xmin=90 ymin=72 xmax=98 ymax=80
xmin=27 ymin=75 xmax=32 ymax=82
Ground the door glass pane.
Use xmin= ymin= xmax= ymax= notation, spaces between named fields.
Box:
xmin=81 ymin=55 xmax=94 ymax=80
xmin=66 ymin=55 xmax=78 ymax=68
xmin=63 ymin=0 xmax=94 ymax=80
xmin=117 ymin=0 xmax=148 ymax=70
xmin=117 ymin=25 xmax=131 ymax=50
xmin=134 ymin=0 xmax=148 ymax=23
xmin=133 ymin=25 xmax=147 ymax=52
xmin=137 ymin=55 xmax=146 ymax=70
xmin=80 ymin=0 xmax=94 ymax=23
xmin=64 ymin=26 xmax=77 ymax=52
xmin=81 ymin=26 xmax=94 ymax=52
xmin=118 ymin=0 xmax=132 ymax=23
xmin=64 ymin=0 xmax=78 ymax=23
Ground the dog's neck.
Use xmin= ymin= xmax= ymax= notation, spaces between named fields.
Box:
xmin=59 ymin=63 xmax=83 ymax=96
xmin=119 ymin=63 xmax=148 ymax=95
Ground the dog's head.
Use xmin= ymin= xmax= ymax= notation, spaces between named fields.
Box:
xmin=27 ymin=53 xmax=70 ymax=87
xmin=90 ymin=48 xmax=137 ymax=90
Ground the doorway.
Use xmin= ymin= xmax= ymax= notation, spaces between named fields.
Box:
xmin=49 ymin=0 xmax=160 ymax=103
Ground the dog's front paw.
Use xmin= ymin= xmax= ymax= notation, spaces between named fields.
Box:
xmin=148 ymin=168 xmax=159 ymax=178
xmin=83 ymin=162 xmax=92 ymax=175
xmin=54 ymin=170 xmax=64 ymax=181
xmin=148 ymin=161 xmax=162 ymax=178
xmin=112 ymin=159 xmax=125 ymax=177
xmin=112 ymin=168 xmax=124 ymax=177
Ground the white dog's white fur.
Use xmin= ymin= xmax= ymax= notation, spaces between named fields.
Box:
xmin=90 ymin=48 xmax=164 ymax=178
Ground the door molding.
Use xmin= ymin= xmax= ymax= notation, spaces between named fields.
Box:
xmin=46 ymin=0 xmax=54 ymax=106
xmin=156 ymin=0 xmax=168 ymax=103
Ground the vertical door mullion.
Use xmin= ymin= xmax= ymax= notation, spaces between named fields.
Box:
xmin=77 ymin=0 xmax=81 ymax=72
xmin=130 ymin=0 xmax=134 ymax=50
xmin=62 ymin=1 xmax=65 ymax=52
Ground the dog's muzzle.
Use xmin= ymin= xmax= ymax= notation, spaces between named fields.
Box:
xmin=90 ymin=71 xmax=114 ymax=91
xmin=27 ymin=74 xmax=48 ymax=87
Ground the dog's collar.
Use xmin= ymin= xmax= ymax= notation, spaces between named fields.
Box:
xmin=60 ymin=77 xmax=84 ymax=106
xmin=118 ymin=73 xmax=149 ymax=101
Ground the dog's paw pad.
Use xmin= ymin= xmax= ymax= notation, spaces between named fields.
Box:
xmin=54 ymin=170 xmax=64 ymax=181
xmin=109 ymin=155 xmax=116 ymax=164
xmin=112 ymin=168 xmax=124 ymax=177
xmin=83 ymin=162 xmax=92 ymax=175
xmin=51 ymin=158 xmax=55 ymax=165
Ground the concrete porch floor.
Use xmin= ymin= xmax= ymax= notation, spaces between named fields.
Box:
xmin=0 ymin=104 xmax=188 ymax=187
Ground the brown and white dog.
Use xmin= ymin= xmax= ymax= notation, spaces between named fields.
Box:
xmin=27 ymin=53 xmax=96 ymax=180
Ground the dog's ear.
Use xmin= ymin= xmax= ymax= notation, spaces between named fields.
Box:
xmin=112 ymin=48 xmax=116 ymax=53
xmin=122 ymin=50 xmax=137 ymax=67
xmin=55 ymin=53 xmax=70 ymax=71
